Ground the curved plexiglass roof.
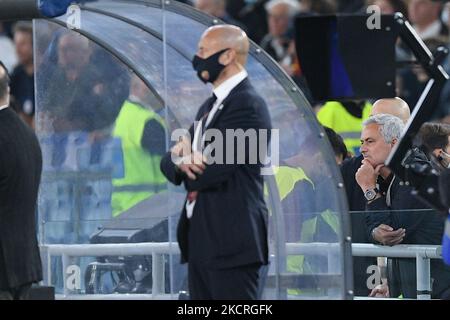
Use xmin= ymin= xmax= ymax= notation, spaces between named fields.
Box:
xmin=34 ymin=0 xmax=352 ymax=299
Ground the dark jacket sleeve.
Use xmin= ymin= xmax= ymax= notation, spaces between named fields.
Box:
xmin=340 ymin=155 xmax=365 ymax=211
xmin=141 ymin=119 xmax=166 ymax=156
xmin=365 ymin=196 xmax=392 ymax=243
xmin=184 ymin=95 xmax=271 ymax=192
xmin=160 ymin=151 xmax=184 ymax=186
xmin=159 ymin=108 xmax=202 ymax=186
xmin=365 ymin=181 xmax=430 ymax=243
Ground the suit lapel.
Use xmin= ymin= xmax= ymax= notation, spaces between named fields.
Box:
xmin=205 ymin=78 xmax=249 ymax=130
xmin=204 ymin=101 xmax=225 ymax=131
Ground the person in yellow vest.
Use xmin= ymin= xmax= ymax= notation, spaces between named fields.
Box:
xmin=270 ymin=164 xmax=339 ymax=296
xmin=317 ymin=100 xmax=372 ymax=156
xmin=112 ymin=75 xmax=167 ymax=217
xmin=273 ymin=127 xmax=347 ymax=296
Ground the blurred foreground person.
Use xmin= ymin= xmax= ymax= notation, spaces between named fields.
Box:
xmin=0 ymin=61 xmax=43 ymax=300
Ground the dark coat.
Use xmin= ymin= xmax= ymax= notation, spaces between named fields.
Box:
xmin=340 ymin=154 xmax=377 ymax=296
xmin=160 ymin=78 xmax=271 ymax=269
xmin=366 ymin=168 xmax=450 ymax=298
xmin=0 ymin=108 xmax=43 ymax=289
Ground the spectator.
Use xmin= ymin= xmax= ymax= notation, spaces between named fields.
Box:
xmin=408 ymin=0 xmax=448 ymax=41
xmin=281 ymin=129 xmax=345 ymax=292
xmin=260 ymin=0 xmax=315 ymax=102
xmin=398 ymin=37 xmax=448 ymax=113
xmin=0 ymin=22 xmax=18 ymax=73
xmin=366 ymin=0 xmax=408 ymax=16
xmin=111 ymin=75 xmax=167 ymax=217
xmin=340 ymin=97 xmax=410 ymax=297
xmin=225 ymin=0 xmax=246 ymax=20
xmin=356 ymin=114 xmax=450 ymax=298
xmin=10 ymin=21 xmax=35 ymax=128
xmin=260 ymin=0 xmax=300 ymax=64
xmin=317 ymin=99 xmax=373 ymax=156
xmin=0 ymin=61 xmax=43 ymax=300
xmin=41 ymin=31 xmax=129 ymax=133
xmin=40 ymin=31 xmax=94 ymax=132
xmin=194 ymin=0 xmax=248 ymax=31
xmin=234 ymin=0 xmax=269 ymax=44
xmin=365 ymin=1 xmax=411 ymax=64
xmin=323 ymin=126 xmax=349 ymax=165
xmin=337 ymin=0 xmax=366 ymax=13
xmin=434 ymin=3 xmax=450 ymax=123
xmin=300 ymin=0 xmax=338 ymax=14
xmin=417 ymin=122 xmax=450 ymax=172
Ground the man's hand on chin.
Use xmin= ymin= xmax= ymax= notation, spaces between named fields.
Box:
xmin=355 ymin=158 xmax=384 ymax=192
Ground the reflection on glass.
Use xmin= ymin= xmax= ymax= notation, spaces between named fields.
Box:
xmin=34 ymin=0 xmax=352 ymax=299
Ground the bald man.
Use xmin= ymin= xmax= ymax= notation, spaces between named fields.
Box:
xmin=339 ymin=97 xmax=411 ymax=296
xmin=160 ymin=26 xmax=271 ymax=299
xmin=371 ymin=97 xmax=410 ymax=124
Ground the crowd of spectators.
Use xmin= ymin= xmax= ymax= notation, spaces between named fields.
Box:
xmin=1 ymin=0 xmax=450 ymax=299
xmin=3 ymin=1 xmax=450 ymax=128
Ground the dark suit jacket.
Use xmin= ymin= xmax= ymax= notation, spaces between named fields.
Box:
xmin=160 ymin=78 xmax=271 ymax=269
xmin=340 ymin=155 xmax=377 ymax=296
xmin=0 ymin=108 xmax=43 ymax=289
xmin=366 ymin=176 xmax=450 ymax=298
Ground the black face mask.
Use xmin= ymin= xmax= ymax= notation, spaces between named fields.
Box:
xmin=192 ymin=48 xmax=229 ymax=84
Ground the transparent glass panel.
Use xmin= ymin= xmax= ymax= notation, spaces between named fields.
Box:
xmin=40 ymin=219 xmax=185 ymax=298
xmin=157 ymin=0 xmax=350 ymax=300
xmin=34 ymin=1 xmax=176 ymax=296
xmin=34 ymin=0 xmax=353 ymax=299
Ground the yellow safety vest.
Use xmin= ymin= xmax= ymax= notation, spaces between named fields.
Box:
xmin=266 ymin=166 xmax=314 ymax=201
xmin=271 ymin=166 xmax=340 ymax=295
xmin=317 ymin=101 xmax=372 ymax=155
xmin=112 ymin=100 xmax=167 ymax=217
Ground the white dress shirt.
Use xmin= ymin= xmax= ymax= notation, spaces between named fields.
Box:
xmin=186 ymin=70 xmax=248 ymax=219
xmin=0 ymin=104 xmax=9 ymax=111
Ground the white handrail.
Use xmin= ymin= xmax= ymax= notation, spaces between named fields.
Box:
xmin=42 ymin=242 xmax=442 ymax=258
xmin=41 ymin=242 xmax=443 ymax=300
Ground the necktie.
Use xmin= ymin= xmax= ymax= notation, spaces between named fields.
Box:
xmin=187 ymin=93 xmax=217 ymax=208
xmin=206 ymin=93 xmax=217 ymax=113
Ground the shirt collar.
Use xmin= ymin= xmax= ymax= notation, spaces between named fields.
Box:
xmin=0 ymin=104 xmax=8 ymax=111
xmin=213 ymin=70 xmax=248 ymax=103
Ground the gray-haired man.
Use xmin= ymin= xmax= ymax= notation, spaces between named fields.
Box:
xmin=356 ymin=113 xmax=450 ymax=299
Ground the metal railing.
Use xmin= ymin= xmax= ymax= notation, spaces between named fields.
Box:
xmin=40 ymin=242 xmax=443 ymax=300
